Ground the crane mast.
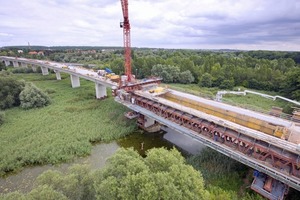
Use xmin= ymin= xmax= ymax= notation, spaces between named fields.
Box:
xmin=120 ymin=0 xmax=132 ymax=82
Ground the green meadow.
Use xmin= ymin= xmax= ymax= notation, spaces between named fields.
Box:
xmin=0 ymin=73 xmax=135 ymax=176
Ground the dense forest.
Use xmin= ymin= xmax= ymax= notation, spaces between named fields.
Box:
xmin=1 ymin=47 xmax=300 ymax=101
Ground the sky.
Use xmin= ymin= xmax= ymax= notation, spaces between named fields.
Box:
xmin=0 ymin=0 xmax=299 ymax=51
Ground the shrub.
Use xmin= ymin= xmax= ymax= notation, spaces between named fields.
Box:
xmin=19 ymin=83 xmax=51 ymax=109
xmin=219 ymin=79 xmax=235 ymax=90
xmin=0 ymin=76 xmax=25 ymax=109
xmin=0 ymin=61 xmax=6 ymax=71
xmin=12 ymin=67 xmax=34 ymax=74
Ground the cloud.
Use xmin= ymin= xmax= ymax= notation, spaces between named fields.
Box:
xmin=0 ymin=0 xmax=299 ymax=51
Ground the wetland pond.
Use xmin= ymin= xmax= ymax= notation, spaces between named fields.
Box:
xmin=0 ymin=128 xmax=205 ymax=194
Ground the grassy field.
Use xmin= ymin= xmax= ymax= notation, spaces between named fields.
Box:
xmin=188 ymin=148 xmax=262 ymax=199
xmin=166 ymin=83 xmax=290 ymax=113
xmin=0 ymin=73 xmax=136 ymax=176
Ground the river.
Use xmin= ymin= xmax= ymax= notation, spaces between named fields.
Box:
xmin=0 ymin=129 xmax=205 ymax=194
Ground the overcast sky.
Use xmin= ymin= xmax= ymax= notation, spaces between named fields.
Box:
xmin=0 ymin=0 xmax=299 ymax=51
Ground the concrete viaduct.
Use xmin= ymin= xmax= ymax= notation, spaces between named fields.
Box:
xmin=0 ymin=56 xmax=118 ymax=99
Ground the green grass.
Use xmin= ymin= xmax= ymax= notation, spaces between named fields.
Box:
xmin=165 ymin=83 xmax=290 ymax=113
xmin=187 ymin=148 xmax=262 ymax=199
xmin=0 ymin=73 xmax=136 ymax=176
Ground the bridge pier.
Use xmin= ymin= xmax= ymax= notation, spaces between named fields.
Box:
xmin=4 ymin=60 xmax=10 ymax=66
xmin=31 ymin=65 xmax=37 ymax=72
xmin=21 ymin=62 xmax=28 ymax=68
xmin=95 ymin=83 xmax=107 ymax=99
xmin=41 ymin=66 xmax=49 ymax=75
xmin=54 ymin=70 xmax=61 ymax=80
xmin=13 ymin=61 xmax=19 ymax=67
xmin=137 ymin=115 xmax=161 ymax=132
xmin=70 ymin=74 xmax=80 ymax=88
xmin=144 ymin=116 xmax=155 ymax=128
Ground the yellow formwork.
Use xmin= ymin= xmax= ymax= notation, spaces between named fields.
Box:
xmin=163 ymin=93 xmax=283 ymax=138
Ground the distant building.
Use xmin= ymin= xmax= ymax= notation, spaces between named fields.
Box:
xmin=37 ymin=51 xmax=44 ymax=56
xmin=17 ymin=50 xmax=23 ymax=54
xmin=28 ymin=51 xmax=38 ymax=55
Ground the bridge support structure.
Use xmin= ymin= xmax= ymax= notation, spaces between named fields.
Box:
xmin=21 ymin=62 xmax=28 ymax=68
xmin=95 ymin=83 xmax=107 ymax=99
xmin=70 ymin=74 xmax=80 ymax=88
xmin=136 ymin=114 xmax=161 ymax=132
xmin=4 ymin=60 xmax=10 ymax=66
xmin=13 ymin=61 xmax=19 ymax=67
xmin=31 ymin=65 xmax=37 ymax=72
xmin=41 ymin=66 xmax=49 ymax=75
xmin=143 ymin=116 xmax=155 ymax=128
xmin=54 ymin=70 xmax=61 ymax=80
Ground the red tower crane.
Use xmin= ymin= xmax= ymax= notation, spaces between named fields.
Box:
xmin=120 ymin=0 xmax=133 ymax=82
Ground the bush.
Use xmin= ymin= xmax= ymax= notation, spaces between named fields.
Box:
xmin=12 ymin=67 xmax=34 ymax=74
xmin=0 ymin=61 xmax=6 ymax=71
xmin=0 ymin=111 xmax=5 ymax=125
xmin=19 ymin=83 xmax=51 ymax=109
xmin=0 ymin=76 xmax=25 ymax=109
xmin=219 ymin=79 xmax=235 ymax=89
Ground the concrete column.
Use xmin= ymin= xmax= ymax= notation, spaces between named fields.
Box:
xmin=70 ymin=74 xmax=80 ymax=88
xmin=144 ymin=116 xmax=155 ymax=128
xmin=32 ymin=65 xmax=37 ymax=72
xmin=4 ymin=60 xmax=10 ymax=66
xmin=95 ymin=83 xmax=107 ymax=99
xmin=54 ymin=70 xmax=61 ymax=80
xmin=21 ymin=62 xmax=28 ymax=68
xmin=41 ymin=66 xmax=49 ymax=75
xmin=13 ymin=61 xmax=19 ymax=67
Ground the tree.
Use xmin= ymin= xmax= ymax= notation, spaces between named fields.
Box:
xmin=19 ymin=83 xmax=51 ymax=109
xmin=151 ymin=64 xmax=180 ymax=83
xmin=281 ymin=68 xmax=300 ymax=101
xmin=0 ymin=76 xmax=25 ymax=109
xmin=27 ymin=185 xmax=68 ymax=200
xmin=0 ymin=191 xmax=27 ymax=200
xmin=219 ymin=79 xmax=235 ymax=90
xmin=179 ymin=70 xmax=195 ymax=84
xmin=94 ymin=148 xmax=207 ymax=200
xmin=199 ymin=73 xmax=213 ymax=87
xmin=0 ymin=61 xmax=6 ymax=71
xmin=36 ymin=165 xmax=94 ymax=200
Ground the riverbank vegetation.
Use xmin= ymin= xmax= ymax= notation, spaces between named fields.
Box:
xmin=0 ymin=73 xmax=135 ymax=176
xmin=188 ymin=148 xmax=262 ymax=199
xmin=0 ymin=148 xmax=264 ymax=200
xmin=0 ymin=148 xmax=205 ymax=199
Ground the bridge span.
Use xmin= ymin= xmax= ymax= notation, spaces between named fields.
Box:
xmin=2 ymin=56 xmax=300 ymax=198
xmin=0 ymin=56 xmax=118 ymax=99
xmin=116 ymin=89 xmax=300 ymax=191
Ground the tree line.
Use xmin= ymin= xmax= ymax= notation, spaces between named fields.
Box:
xmin=1 ymin=48 xmax=300 ymax=100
